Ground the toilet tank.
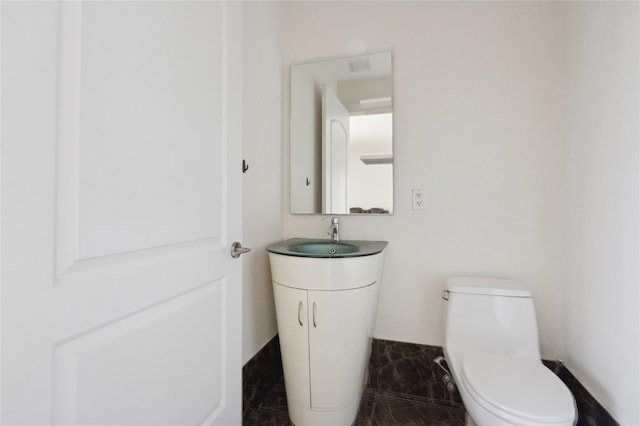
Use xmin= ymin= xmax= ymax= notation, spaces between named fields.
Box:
xmin=443 ymin=277 xmax=541 ymax=358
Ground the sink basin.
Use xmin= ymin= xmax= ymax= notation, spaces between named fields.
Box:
xmin=289 ymin=241 xmax=359 ymax=255
xmin=267 ymin=238 xmax=387 ymax=258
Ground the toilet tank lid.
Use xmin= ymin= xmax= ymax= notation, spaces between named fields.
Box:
xmin=446 ymin=277 xmax=531 ymax=297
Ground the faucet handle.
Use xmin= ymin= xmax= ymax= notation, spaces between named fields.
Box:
xmin=323 ymin=217 xmax=340 ymax=243
xmin=322 ymin=216 xmax=339 ymax=224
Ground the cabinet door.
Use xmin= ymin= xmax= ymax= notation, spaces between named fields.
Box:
xmin=273 ymin=284 xmax=311 ymax=409
xmin=308 ymin=284 xmax=377 ymax=410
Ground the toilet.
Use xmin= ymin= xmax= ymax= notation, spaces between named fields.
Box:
xmin=442 ymin=277 xmax=577 ymax=426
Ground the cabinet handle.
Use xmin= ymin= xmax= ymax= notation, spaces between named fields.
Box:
xmin=312 ymin=302 xmax=317 ymax=327
xmin=298 ymin=301 xmax=303 ymax=326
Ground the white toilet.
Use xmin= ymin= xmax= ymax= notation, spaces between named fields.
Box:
xmin=442 ymin=276 xmax=577 ymax=426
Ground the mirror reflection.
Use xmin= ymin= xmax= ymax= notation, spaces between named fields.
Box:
xmin=290 ymin=51 xmax=393 ymax=215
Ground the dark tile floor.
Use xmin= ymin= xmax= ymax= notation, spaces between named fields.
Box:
xmin=243 ymin=337 xmax=617 ymax=426
xmin=243 ymin=338 xmax=466 ymax=425
xmin=243 ymin=379 xmax=466 ymax=426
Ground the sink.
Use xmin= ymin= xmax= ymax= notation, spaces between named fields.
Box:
xmin=289 ymin=241 xmax=359 ymax=255
xmin=267 ymin=238 xmax=387 ymax=258
xmin=266 ymin=238 xmax=388 ymax=291
xmin=266 ymin=237 xmax=387 ymax=426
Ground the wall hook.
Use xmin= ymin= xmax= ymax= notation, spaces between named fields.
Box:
xmin=242 ymin=159 xmax=249 ymax=173
xmin=306 ymin=178 xmax=311 ymax=186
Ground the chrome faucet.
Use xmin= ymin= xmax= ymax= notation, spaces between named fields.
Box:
xmin=325 ymin=217 xmax=339 ymax=243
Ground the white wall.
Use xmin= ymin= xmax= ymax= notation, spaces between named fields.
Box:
xmin=284 ymin=1 xmax=567 ymax=357
xmin=348 ymin=113 xmax=393 ymax=212
xmin=290 ymin=64 xmax=321 ymax=213
xmin=268 ymin=2 xmax=639 ymax=420
xmin=241 ymin=1 xmax=285 ymax=364
xmin=563 ymin=3 xmax=639 ymax=425
xmin=290 ymin=62 xmax=339 ymax=213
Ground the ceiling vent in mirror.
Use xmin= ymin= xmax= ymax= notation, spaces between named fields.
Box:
xmin=360 ymin=155 xmax=393 ymax=165
xmin=349 ymin=59 xmax=371 ymax=73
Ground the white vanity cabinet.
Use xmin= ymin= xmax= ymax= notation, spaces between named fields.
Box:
xmin=273 ymin=282 xmax=377 ymax=415
xmin=268 ymin=249 xmax=385 ymax=426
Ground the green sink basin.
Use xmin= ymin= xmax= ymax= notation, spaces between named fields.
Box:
xmin=289 ymin=241 xmax=359 ymax=255
xmin=267 ymin=238 xmax=387 ymax=258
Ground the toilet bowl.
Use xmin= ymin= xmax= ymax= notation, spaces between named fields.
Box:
xmin=443 ymin=277 xmax=577 ymax=426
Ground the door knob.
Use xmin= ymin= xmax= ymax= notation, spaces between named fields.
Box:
xmin=230 ymin=242 xmax=251 ymax=258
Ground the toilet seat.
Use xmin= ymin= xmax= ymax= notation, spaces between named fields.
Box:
xmin=461 ymin=353 xmax=575 ymax=425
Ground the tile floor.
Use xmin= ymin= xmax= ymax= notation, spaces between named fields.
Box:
xmin=243 ymin=338 xmax=467 ymax=425
xmin=243 ymin=379 xmax=466 ymax=426
xmin=243 ymin=336 xmax=616 ymax=426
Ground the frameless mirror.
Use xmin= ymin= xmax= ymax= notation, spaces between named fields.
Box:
xmin=290 ymin=50 xmax=393 ymax=215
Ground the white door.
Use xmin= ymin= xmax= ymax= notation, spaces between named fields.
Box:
xmin=1 ymin=1 xmax=242 ymax=425
xmin=322 ymin=87 xmax=350 ymax=214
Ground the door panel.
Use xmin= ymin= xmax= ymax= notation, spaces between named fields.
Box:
xmin=273 ymin=284 xmax=311 ymax=409
xmin=54 ymin=282 xmax=225 ymax=425
xmin=76 ymin=1 xmax=223 ymax=259
xmin=1 ymin=2 xmax=242 ymax=424
xmin=56 ymin=1 xmax=225 ymax=269
xmin=308 ymin=284 xmax=377 ymax=410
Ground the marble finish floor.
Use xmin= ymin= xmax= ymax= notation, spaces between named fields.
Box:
xmin=243 ymin=380 xmax=466 ymax=426
xmin=243 ymin=337 xmax=616 ymax=426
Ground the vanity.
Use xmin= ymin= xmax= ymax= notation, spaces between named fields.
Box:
xmin=267 ymin=238 xmax=387 ymax=426
xmin=272 ymin=48 xmax=393 ymax=425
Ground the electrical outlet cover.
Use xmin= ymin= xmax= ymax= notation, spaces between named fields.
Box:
xmin=412 ymin=189 xmax=425 ymax=210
